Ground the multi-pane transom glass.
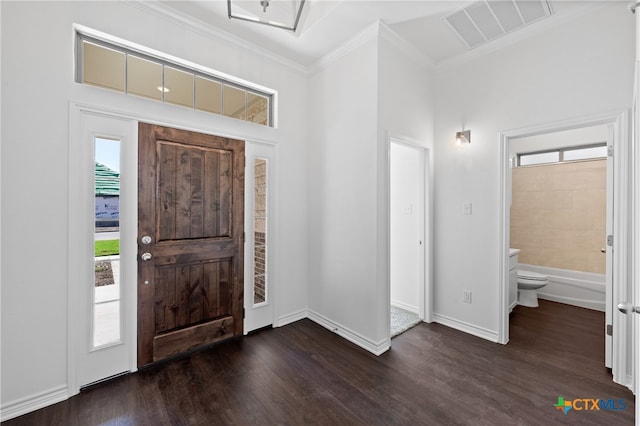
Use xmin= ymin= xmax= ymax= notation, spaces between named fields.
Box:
xmin=77 ymin=36 xmax=272 ymax=127
xmin=517 ymin=143 xmax=607 ymax=167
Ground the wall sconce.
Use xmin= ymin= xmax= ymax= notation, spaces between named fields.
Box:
xmin=456 ymin=130 xmax=471 ymax=145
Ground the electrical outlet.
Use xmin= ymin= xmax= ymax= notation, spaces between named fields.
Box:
xmin=463 ymin=203 xmax=472 ymax=215
xmin=463 ymin=290 xmax=472 ymax=304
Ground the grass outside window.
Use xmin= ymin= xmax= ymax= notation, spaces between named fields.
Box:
xmin=95 ymin=239 xmax=120 ymax=257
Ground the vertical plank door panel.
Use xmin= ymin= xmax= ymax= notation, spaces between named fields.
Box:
xmin=138 ymin=123 xmax=244 ymax=366
xmin=158 ymin=143 xmax=177 ymax=241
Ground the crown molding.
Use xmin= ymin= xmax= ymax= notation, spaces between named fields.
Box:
xmin=308 ymin=20 xmax=435 ymax=76
xmin=435 ymin=1 xmax=609 ymax=72
xmin=378 ymin=21 xmax=435 ymax=71
xmin=307 ymin=20 xmax=380 ymax=75
xmin=127 ymin=0 xmax=308 ymax=75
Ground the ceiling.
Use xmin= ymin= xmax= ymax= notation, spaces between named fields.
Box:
xmin=155 ymin=1 xmax=606 ymax=68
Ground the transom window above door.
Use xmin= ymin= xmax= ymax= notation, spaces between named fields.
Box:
xmin=75 ymin=27 xmax=274 ymax=127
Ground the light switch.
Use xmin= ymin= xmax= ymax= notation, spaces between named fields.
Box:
xmin=463 ymin=202 xmax=472 ymax=215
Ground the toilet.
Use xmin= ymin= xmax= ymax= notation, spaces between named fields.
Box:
xmin=517 ymin=270 xmax=549 ymax=308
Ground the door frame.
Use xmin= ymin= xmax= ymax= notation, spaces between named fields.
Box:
xmin=244 ymin=141 xmax=278 ymax=334
xmin=68 ymin=102 xmax=273 ymax=394
xmin=68 ymin=105 xmax=138 ymax=395
xmin=387 ymin=134 xmax=432 ymax=333
xmin=498 ymin=110 xmax=632 ymax=388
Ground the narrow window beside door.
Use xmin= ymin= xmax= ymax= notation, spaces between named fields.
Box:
xmin=254 ymin=159 xmax=268 ymax=304
xmin=94 ymin=137 xmax=121 ymax=347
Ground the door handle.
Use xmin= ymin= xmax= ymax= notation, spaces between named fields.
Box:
xmin=600 ymin=248 xmax=606 ymax=253
xmin=617 ymin=302 xmax=640 ymax=314
xmin=141 ymin=252 xmax=152 ymax=261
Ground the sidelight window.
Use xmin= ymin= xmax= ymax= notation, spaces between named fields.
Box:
xmin=253 ymin=159 xmax=268 ymax=304
xmin=94 ymin=137 xmax=121 ymax=348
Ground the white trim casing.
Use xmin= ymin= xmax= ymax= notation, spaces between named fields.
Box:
xmin=275 ymin=309 xmax=308 ymax=328
xmin=432 ymin=313 xmax=499 ymax=343
xmin=243 ymin=141 xmax=279 ymax=333
xmin=307 ymin=310 xmax=390 ymax=356
xmin=73 ymin=24 xmax=279 ymax=129
xmin=391 ymin=300 xmax=419 ymax=315
xmin=68 ymin=105 xmax=138 ymax=395
xmin=0 ymin=386 xmax=69 ymax=422
xmin=499 ymin=110 xmax=632 ymax=389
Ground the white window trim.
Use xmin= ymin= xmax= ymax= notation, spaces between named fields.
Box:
xmin=73 ymin=24 xmax=278 ymax=128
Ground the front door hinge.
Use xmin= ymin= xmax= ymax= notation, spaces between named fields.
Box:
xmin=606 ymin=324 xmax=613 ymax=336
xmin=607 ymin=145 xmax=614 ymax=157
xmin=243 ymin=308 xmax=246 ymax=319
xmin=607 ymin=235 xmax=613 ymax=247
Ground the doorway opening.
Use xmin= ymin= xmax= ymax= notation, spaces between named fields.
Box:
xmin=499 ymin=111 xmax=631 ymax=388
xmin=389 ymin=138 xmax=429 ymax=338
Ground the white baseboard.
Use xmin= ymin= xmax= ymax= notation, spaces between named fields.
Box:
xmin=519 ymin=263 xmax=605 ymax=312
xmin=275 ymin=309 xmax=308 ymax=328
xmin=391 ymin=300 xmax=419 ymax=314
xmin=307 ymin=310 xmax=390 ymax=356
xmin=1 ymin=385 xmax=69 ymax=422
xmin=432 ymin=313 xmax=499 ymax=343
xmin=537 ymin=294 xmax=605 ymax=311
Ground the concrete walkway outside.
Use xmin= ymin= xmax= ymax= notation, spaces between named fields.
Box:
xmin=94 ymin=256 xmax=120 ymax=347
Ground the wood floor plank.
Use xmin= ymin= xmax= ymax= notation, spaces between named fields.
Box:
xmin=3 ymin=300 xmax=634 ymax=425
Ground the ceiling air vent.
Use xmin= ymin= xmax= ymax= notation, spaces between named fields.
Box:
xmin=444 ymin=0 xmax=553 ymax=49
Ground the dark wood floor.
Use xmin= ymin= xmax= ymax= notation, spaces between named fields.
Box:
xmin=3 ymin=300 xmax=634 ymax=425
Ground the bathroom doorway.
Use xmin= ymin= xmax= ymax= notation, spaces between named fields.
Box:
xmin=499 ymin=111 xmax=632 ymax=388
xmin=389 ymin=138 xmax=428 ymax=337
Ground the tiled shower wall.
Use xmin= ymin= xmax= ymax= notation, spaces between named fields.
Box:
xmin=510 ymin=159 xmax=606 ymax=274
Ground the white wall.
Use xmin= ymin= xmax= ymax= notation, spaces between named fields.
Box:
xmin=307 ymin=33 xmax=381 ymax=350
xmin=390 ymin=142 xmax=421 ymax=312
xmin=307 ymin=23 xmax=434 ymax=352
xmin=380 ymin=30 xmax=435 ymax=324
xmin=1 ymin=0 xmax=308 ymax=413
xmin=433 ymin=3 xmax=634 ymax=339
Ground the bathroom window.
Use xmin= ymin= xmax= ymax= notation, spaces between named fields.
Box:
xmin=518 ymin=151 xmax=559 ymax=166
xmin=563 ymin=145 xmax=608 ymax=161
xmin=517 ymin=143 xmax=607 ymax=167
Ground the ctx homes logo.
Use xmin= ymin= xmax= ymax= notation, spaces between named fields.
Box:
xmin=554 ymin=397 xmax=627 ymax=414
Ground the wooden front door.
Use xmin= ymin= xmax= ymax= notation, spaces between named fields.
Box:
xmin=138 ymin=123 xmax=244 ymax=366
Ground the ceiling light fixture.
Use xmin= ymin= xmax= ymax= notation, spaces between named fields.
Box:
xmin=227 ymin=0 xmax=306 ymax=32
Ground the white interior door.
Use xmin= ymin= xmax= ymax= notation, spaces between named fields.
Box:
xmin=632 ymin=36 xmax=640 ymax=418
xmin=634 ymin=279 xmax=639 ymax=426
xmin=390 ymin=140 xmax=425 ymax=318
xmin=605 ymin=125 xmax=614 ymax=368
xmin=69 ymin=109 xmax=137 ymax=391
xmin=244 ymin=142 xmax=277 ymax=333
